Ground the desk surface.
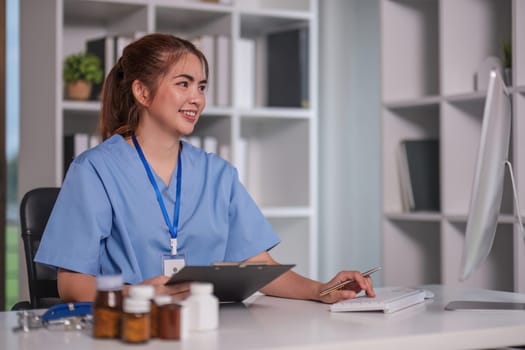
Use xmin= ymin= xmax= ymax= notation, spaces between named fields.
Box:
xmin=3 ymin=285 xmax=525 ymax=350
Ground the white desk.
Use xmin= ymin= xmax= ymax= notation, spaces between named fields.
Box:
xmin=3 ymin=285 xmax=525 ymax=350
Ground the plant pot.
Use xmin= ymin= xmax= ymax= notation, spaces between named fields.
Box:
xmin=66 ymin=81 xmax=92 ymax=100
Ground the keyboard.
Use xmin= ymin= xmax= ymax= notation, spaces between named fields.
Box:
xmin=330 ymin=287 xmax=426 ymax=314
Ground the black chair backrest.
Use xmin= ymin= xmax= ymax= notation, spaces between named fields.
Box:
xmin=20 ymin=187 xmax=61 ymax=308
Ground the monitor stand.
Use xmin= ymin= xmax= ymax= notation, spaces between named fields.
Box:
xmin=445 ymin=161 xmax=525 ymax=311
xmin=445 ymin=300 xmax=525 ymax=311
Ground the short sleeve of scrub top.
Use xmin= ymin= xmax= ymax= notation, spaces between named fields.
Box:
xmin=34 ymin=135 xmax=281 ymax=284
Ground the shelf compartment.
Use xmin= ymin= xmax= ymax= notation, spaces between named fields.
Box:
xmin=382 ymin=220 xmax=441 ymax=286
xmin=238 ymin=18 xmax=310 ymax=109
xmin=239 ymin=118 xmax=310 ymax=207
xmin=441 ymin=0 xmax=512 ymax=95
xmin=382 ymin=104 xmax=440 ymax=213
xmin=441 ymin=221 xmax=514 ymax=291
xmin=441 ymin=99 xmax=514 ymax=216
xmin=267 ymin=217 xmax=311 ymax=277
xmin=381 ymin=0 xmax=439 ymax=102
xmin=63 ymin=1 xmax=149 ymax=57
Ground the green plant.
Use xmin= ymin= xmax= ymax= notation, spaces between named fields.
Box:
xmin=502 ymin=41 xmax=511 ymax=69
xmin=63 ymin=52 xmax=103 ymax=84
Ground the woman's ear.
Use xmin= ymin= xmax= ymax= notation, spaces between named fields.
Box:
xmin=132 ymin=80 xmax=150 ymax=107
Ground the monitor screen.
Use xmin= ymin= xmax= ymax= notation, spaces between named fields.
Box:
xmin=461 ymin=70 xmax=512 ymax=281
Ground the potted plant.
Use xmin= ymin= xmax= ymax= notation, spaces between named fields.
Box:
xmin=502 ymin=40 xmax=512 ymax=86
xmin=63 ymin=52 xmax=103 ymax=100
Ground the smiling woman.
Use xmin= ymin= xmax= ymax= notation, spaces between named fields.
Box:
xmin=33 ymin=33 xmax=375 ymax=304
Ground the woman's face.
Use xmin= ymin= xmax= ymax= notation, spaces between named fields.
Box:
xmin=142 ymin=53 xmax=207 ymax=136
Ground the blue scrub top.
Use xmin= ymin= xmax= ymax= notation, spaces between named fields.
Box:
xmin=34 ymin=135 xmax=280 ymax=284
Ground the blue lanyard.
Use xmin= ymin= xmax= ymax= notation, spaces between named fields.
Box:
xmin=132 ymin=135 xmax=182 ymax=254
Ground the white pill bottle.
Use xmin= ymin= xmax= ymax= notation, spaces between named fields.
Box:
xmin=186 ymin=282 xmax=219 ymax=331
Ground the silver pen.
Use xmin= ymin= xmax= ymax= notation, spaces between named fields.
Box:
xmin=319 ymin=266 xmax=382 ymax=297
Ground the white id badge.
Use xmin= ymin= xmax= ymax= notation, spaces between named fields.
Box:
xmin=162 ymin=254 xmax=186 ymax=277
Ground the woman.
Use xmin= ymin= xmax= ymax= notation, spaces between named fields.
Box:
xmin=35 ymin=34 xmax=375 ymax=303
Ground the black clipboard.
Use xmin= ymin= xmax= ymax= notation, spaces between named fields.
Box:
xmin=165 ymin=264 xmax=295 ymax=302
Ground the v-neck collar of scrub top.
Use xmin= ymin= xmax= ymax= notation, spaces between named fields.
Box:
xmin=117 ymin=134 xmax=181 ymax=193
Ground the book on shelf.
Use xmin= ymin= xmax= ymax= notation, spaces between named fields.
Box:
xmin=192 ymin=35 xmax=215 ymax=106
xmin=190 ymin=34 xmax=231 ymax=107
xmin=63 ymin=133 xmax=88 ymax=175
xmin=215 ymin=35 xmax=231 ymax=106
xmin=398 ymin=139 xmax=440 ymax=212
xmin=397 ymin=142 xmax=414 ymax=211
xmin=235 ymin=38 xmax=255 ymax=108
xmin=86 ymin=36 xmax=113 ymax=100
xmin=267 ymin=27 xmax=309 ymax=108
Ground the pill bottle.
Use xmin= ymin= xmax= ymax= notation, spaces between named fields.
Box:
xmin=152 ymin=295 xmax=172 ymax=338
xmin=128 ymin=285 xmax=156 ymax=337
xmin=92 ymin=274 xmax=123 ymax=338
xmin=186 ymin=282 xmax=218 ymax=331
xmin=158 ymin=302 xmax=182 ymax=340
xmin=121 ymin=298 xmax=151 ymax=344
xmin=128 ymin=285 xmax=155 ymax=300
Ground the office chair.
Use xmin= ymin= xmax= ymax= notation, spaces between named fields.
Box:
xmin=11 ymin=187 xmax=61 ymax=310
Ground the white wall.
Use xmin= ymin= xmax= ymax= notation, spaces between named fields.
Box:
xmin=318 ymin=0 xmax=382 ymax=282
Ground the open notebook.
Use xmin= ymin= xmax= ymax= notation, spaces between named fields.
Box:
xmin=330 ymin=287 xmax=426 ymax=314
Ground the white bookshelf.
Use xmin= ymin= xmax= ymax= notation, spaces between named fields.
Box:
xmin=381 ymin=0 xmax=525 ymax=292
xmin=19 ymin=0 xmax=318 ymax=287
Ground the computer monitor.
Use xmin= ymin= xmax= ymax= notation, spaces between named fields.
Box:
xmin=461 ymin=69 xmax=513 ymax=280
xmin=446 ymin=70 xmax=525 ymax=311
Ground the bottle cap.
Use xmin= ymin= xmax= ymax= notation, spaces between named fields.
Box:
xmin=96 ymin=275 xmax=123 ymax=291
xmin=154 ymin=295 xmax=173 ymax=306
xmin=124 ymin=298 xmax=151 ymax=313
xmin=128 ymin=285 xmax=155 ymax=300
xmin=190 ymin=282 xmax=213 ymax=295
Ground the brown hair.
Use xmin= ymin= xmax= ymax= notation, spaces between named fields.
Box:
xmin=99 ymin=33 xmax=209 ymax=140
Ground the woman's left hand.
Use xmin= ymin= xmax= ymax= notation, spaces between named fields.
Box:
xmin=317 ymin=270 xmax=375 ymax=304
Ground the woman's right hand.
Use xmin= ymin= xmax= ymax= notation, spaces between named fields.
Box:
xmin=131 ymin=275 xmax=191 ymax=300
